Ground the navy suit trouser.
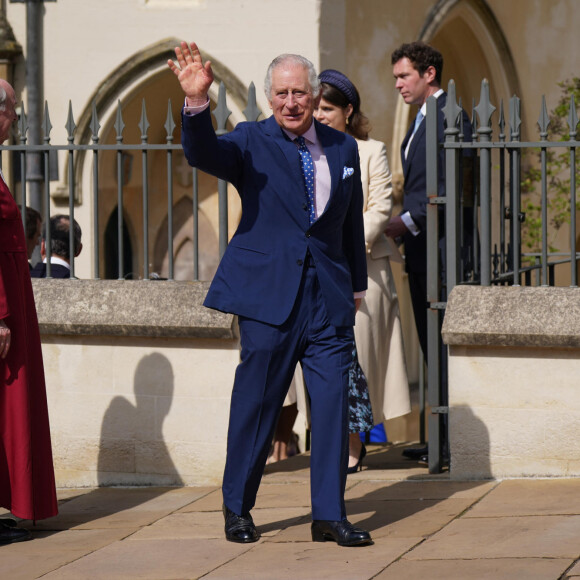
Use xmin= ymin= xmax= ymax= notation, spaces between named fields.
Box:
xmin=222 ymin=263 xmax=353 ymax=521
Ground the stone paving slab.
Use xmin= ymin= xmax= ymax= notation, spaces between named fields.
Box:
xmin=464 ymin=478 xmax=580 ymax=517
xmin=374 ymin=558 xmax=574 ymax=580
xmin=407 ymin=514 xmax=580 ymax=559
xmin=344 ymin=498 xmax=479 ymax=539
xmin=3 ymin=446 xmax=580 ymax=579
xmin=345 ymin=479 xmax=496 ymax=501
xmin=0 ymin=529 xmax=135 ymax=579
xmin=40 ymin=538 xmax=252 ymax=580
xmin=567 ymin=560 xmax=580 ymax=577
xmin=264 ymin=507 xmax=375 ymax=543
xmin=16 ymin=487 xmax=207 ymax=531
xmin=203 ymin=536 xmax=421 ymax=580
xmin=177 ymin=487 xmax=224 ymax=512
xmin=131 ymin=506 xmax=311 ymax=540
xmin=179 ymin=482 xmax=313 ymax=513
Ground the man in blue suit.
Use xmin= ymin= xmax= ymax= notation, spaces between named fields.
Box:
xmin=386 ymin=42 xmax=448 ymax=358
xmin=386 ymin=42 xmax=473 ymax=465
xmin=168 ymin=42 xmax=372 ymax=546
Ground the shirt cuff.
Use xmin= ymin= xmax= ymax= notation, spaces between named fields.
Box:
xmin=183 ymin=97 xmax=210 ymax=116
xmin=354 ymin=291 xmax=366 ymax=299
xmin=401 ymin=211 xmax=420 ymax=236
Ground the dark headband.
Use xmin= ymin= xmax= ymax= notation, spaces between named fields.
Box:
xmin=318 ymin=69 xmax=359 ymax=110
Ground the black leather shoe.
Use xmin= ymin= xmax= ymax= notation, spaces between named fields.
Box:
xmin=0 ymin=518 xmax=17 ymax=528
xmin=311 ymin=519 xmax=373 ymax=546
xmin=0 ymin=522 xmax=31 ymax=544
xmin=223 ymin=504 xmax=259 ymax=543
xmin=402 ymin=445 xmax=428 ymax=460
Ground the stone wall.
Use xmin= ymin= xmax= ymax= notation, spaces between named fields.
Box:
xmin=443 ymin=285 xmax=580 ymax=479
xmin=33 ymin=279 xmax=240 ymax=487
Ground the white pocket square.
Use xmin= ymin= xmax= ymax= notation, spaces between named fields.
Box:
xmin=342 ymin=166 xmax=354 ymax=179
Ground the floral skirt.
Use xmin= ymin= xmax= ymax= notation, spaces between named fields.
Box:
xmin=348 ymin=342 xmax=374 ymax=433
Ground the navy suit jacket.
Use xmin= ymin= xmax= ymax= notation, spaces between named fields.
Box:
xmin=181 ymin=109 xmax=367 ymax=327
xmin=400 ymin=93 xmax=472 ymax=274
xmin=30 ymin=262 xmax=71 ymax=279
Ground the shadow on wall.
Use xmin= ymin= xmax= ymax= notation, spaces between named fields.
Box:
xmin=449 ymin=405 xmax=492 ymax=480
xmin=97 ymin=352 xmax=183 ymax=486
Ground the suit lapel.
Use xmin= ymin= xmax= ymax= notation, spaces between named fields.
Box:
xmin=262 ymin=116 xmax=310 ymax=220
xmin=402 ymin=92 xmax=447 ymax=179
xmin=404 ymin=121 xmax=425 ymax=174
xmin=401 ymin=122 xmax=415 ymax=179
xmin=263 ymin=115 xmax=301 ymax=178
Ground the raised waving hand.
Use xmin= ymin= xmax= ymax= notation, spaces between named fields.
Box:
xmin=168 ymin=41 xmax=214 ymax=106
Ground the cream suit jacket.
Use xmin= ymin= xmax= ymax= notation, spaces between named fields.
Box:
xmin=356 ymin=138 xmax=402 ymax=263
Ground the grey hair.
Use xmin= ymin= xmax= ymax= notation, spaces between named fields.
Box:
xmin=264 ymin=54 xmax=321 ymax=100
xmin=0 ymin=86 xmax=7 ymax=112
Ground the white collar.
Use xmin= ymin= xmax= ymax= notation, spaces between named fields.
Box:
xmin=42 ymin=255 xmax=71 ymax=269
xmin=419 ymin=88 xmax=444 ymax=116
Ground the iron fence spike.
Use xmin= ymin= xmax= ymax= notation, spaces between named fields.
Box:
xmin=114 ymin=100 xmax=125 ymax=141
xmin=42 ymin=101 xmax=52 ymax=142
xmin=90 ymin=100 xmax=100 ymax=142
xmin=471 ymin=97 xmax=478 ymax=133
xmin=568 ymin=94 xmax=578 ymax=137
xmin=214 ymin=82 xmax=232 ymax=134
xmin=443 ymin=80 xmax=462 ymax=129
xmin=18 ymin=100 xmax=27 ymax=141
xmin=164 ymin=99 xmax=176 ymax=140
xmin=458 ymin=96 xmax=465 ymax=141
xmin=509 ymin=95 xmax=521 ymax=139
xmin=538 ymin=95 xmax=550 ymax=138
xmin=243 ymin=82 xmax=261 ymax=122
xmin=474 ymin=79 xmax=496 ymax=129
xmin=139 ymin=98 xmax=150 ymax=141
xmin=66 ymin=100 xmax=77 ymax=142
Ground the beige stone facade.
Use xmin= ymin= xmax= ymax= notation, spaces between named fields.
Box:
xmin=443 ymin=285 xmax=580 ymax=479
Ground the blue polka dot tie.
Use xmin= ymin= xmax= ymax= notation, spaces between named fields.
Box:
xmin=296 ymin=136 xmax=316 ymax=225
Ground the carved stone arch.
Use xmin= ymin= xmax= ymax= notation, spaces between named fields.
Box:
xmin=61 ymin=39 xmax=255 ymax=278
xmin=56 ymin=37 xmax=262 ymax=203
xmin=421 ymin=0 xmax=520 ymax=116
xmin=391 ymin=0 xmax=521 ymax=184
xmin=75 ymin=38 xmax=256 ymax=142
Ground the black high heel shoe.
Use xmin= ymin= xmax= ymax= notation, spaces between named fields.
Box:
xmin=347 ymin=443 xmax=367 ymax=474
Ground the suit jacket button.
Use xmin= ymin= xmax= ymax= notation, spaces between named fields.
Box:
xmin=297 ymin=259 xmax=303 ymax=266
xmin=302 ymin=203 xmax=308 ymax=211
xmin=305 ymin=232 xmax=311 ymax=238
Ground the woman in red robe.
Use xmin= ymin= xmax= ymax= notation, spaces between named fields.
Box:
xmin=0 ymin=79 xmax=58 ymax=543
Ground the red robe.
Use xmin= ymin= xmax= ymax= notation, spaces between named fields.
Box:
xmin=0 ymin=178 xmax=58 ymax=521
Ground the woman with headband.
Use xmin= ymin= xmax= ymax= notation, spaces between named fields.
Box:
xmin=313 ymin=69 xmax=411 ymax=471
